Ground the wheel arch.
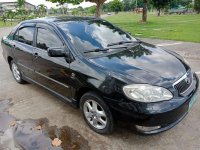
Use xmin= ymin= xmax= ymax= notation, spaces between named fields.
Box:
xmin=7 ymin=56 xmax=13 ymax=69
xmin=74 ymin=87 xmax=92 ymax=108
xmin=74 ymin=87 xmax=103 ymax=108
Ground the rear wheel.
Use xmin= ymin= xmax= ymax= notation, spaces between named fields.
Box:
xmin=10 ymin=60 xmax=26 ymax=84
xmin=80 ymin=92 xmax=114 ymax=134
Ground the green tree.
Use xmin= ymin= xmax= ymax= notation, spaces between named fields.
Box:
xmin=124 ymin=0 xmax=141 ymax=11
xmin=170 ymin=0 xmax=182 ymax=8
xmin=123 ymin=0 xmax=143 ymax=11
xmin=151 ymin=0 xmax=170 ymax=16
xmin=195 ymin=0 xmax=200 ymax=13
xmin=50 ymin=7 xmax=58 ymax=14
xmin=37 ymin=4 xmax=47 ymax=16
xmin=72 ymin=9 xmax=79 ymax=15
xmin=170 ymin=0 xmax=192 ymax=8
xmin=123 ymin=0 xmax=131 ymax=11
xmin=47 ymin=0 xmax=107 ymax=17
xmin=88 ymin=6 xmax=96 ymax=14
xmin=47 ymin=0 xmax=82 ymax=5
xmin=110 ymin=0 xmax=124 ymax=13
xmin=77 ymin=6 xmax=84 ymax=11
xmin=47 ymin=0 xmax=83 ymax=14
xmin=17 ymin=0 xmax=25 ymax=8
xmin=134 ymin=0 xmax=152 ymax=22
xmin=86 ymin=0 xmax=107 ymax=18
xmin=2 ymin=14 xmax=6 ymax=24
xmin=102 ymin=1 xmax=112 ymax=12
xmin=180 ymin=0 xmax=192 ymax=7
xmin=5 ymin=10 xmax=15 ymax=24
xmin=16 ymin=8 xmax=27 ymax=20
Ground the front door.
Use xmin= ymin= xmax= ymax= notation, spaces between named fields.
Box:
xmin=13 ymin=23 xmax=35 ymax=79
xmin=33 ymin=24 xmax=72 ymax=100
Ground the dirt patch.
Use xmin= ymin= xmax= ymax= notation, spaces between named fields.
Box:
xmin=0 ymin=99 xmax=90 ymax=150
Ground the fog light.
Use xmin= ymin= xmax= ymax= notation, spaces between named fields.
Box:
xmin=136 ymin=125 xmax=161 ymax=132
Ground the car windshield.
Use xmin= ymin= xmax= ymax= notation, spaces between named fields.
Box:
xmin=58 ymin=19 xmax=136 ymax=55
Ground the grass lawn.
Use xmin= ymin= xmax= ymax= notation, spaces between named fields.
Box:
xmin=0 ymin=21 xmax=17 ymax=28
xmin=106 ymin=13 xmax=200 ymax=43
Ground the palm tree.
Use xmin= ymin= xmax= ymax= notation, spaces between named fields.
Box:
xmin=37 ymin=4 xmax=47 ymax=16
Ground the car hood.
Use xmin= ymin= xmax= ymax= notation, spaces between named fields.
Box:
xmin=89 ymin=43 xmax=188 ymax=86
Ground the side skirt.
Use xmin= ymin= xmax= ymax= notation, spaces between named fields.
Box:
xmin=22 ymin=75 xmax=79 ymax=108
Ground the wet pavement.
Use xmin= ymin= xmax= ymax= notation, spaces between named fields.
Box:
xmin=0 ymin=99 xmax=90 ymax=150
xmin=0 ymin=27 xmax=200 ymax=150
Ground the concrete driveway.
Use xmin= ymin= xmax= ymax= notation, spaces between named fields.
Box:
xmin=0 ymin=27 xmax=200 ymax=150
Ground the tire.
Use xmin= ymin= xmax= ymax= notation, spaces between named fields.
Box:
xmin=80 ymin=92 xmax=114 ymax=134
xmin=10 ymin=60 xmax=26 ymax=84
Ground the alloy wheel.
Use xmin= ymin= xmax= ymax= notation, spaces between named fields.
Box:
xmin=83 ymin=100 xmax=107 ymax=130
xmin=12 ymin=63 xmax=21 ymax=81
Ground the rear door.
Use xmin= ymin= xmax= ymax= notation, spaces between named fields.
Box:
xmin=33 ymin=23 xmax=72 ymax=100
xmin=13 ymin=23 xmax=35 ymax=79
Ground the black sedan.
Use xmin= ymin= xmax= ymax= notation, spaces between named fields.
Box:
xmin=1 ymin=16 xmax=199 ymax=134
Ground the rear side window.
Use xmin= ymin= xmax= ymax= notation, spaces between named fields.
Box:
xmin=36 ymin=28 xmax=63 ymax=50
xmin=16 ymin=27 xmax=34 ymax=46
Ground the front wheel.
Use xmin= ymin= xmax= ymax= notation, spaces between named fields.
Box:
xmin=10 ymin=60 xmax=26 ymax=84
xmin=80 ymin=92 xmax=114 ymax=134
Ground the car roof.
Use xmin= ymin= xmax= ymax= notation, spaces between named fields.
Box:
xmin=21 ymin=16 xmax=98 ymax=25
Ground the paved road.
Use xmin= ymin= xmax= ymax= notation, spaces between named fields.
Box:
xmin=0 ymin=27 xmax=200 ymax=150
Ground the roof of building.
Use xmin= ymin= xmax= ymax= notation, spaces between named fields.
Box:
xmin=0 ymin=1 xmax=35 ymax=7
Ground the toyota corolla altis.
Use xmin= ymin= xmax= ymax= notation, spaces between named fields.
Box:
xmin=1 ymin=17 xmax=199 ymax=134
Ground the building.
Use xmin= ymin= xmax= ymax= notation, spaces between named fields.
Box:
xmin=0 ymin=1 xmax=36 ymax=15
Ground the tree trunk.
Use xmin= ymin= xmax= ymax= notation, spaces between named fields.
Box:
xmin=95 ymin=3 xmax=101 ymax=18
xmin=142 ymin=0 xmax=147 ymax=22
xmin=62 ymin=5 xmax=65 ymax=14
xmin=158 ymin=8 xmax=161 ymax=16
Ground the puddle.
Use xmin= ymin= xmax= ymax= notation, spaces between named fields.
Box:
xmin=0 ymin=100 xmax=90 ymax=150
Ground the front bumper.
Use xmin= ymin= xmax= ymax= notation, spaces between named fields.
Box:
xmin=135 ymin=111 xmax=188 ymax=134
xmin=135 ymin=84 xmax=199 ymax=134
xmin=105 ymin=74 xmax=199 ymax=134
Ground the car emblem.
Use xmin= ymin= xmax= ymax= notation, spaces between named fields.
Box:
xmin=185 ymin=77 xmax=190 ymax=84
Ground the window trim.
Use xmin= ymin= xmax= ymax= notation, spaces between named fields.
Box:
xmin=14 ymin=23 xmax=36 ymax=46
xmin=35 ymin=23 xmax=65 ymax=51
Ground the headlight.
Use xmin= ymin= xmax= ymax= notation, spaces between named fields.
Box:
xmin=123 ymin=84 xmax=173 ymax=103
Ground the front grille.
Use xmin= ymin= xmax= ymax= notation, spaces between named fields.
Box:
xmin=174 ymin=71 xmax=193 ymax=95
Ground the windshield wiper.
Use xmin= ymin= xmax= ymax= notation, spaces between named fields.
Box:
xmin=84 ymin=48 xmax=109 ymax=53
xmin=84 ymin=46 xmax=128 ymax=54
xmin=107 ymin=40 xmax=141 ymax=47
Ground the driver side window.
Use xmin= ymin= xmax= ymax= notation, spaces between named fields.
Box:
xmin=36 ymin=27 xmax=63 ymax=50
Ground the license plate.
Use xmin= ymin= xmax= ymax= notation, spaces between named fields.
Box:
xmin=189 ymin=92 xmax=199 ymax=110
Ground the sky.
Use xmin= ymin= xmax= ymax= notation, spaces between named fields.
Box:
xmin=0 ymin=0 xmax=98 ymax=8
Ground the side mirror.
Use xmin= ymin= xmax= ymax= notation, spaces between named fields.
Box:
xmin=47 ymin=47 xmax=67 ymax=57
